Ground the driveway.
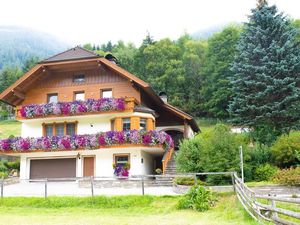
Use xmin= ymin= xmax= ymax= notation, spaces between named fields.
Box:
xmin=1 ymin=182 xmax=180 ymax=197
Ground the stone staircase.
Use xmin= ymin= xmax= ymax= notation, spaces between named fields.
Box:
xmin=154 ymin=153 xmax=177 ymax=186
xmin=164 ymin=153 xmax=177 ymax=175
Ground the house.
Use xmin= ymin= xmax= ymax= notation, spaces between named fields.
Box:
xmin=0 ymin=47 xmax=199 ymax=180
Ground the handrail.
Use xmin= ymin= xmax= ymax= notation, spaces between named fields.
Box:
xmin=162 ymin=147 xmax=174 ymax=174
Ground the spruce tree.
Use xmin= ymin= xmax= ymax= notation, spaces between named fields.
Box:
xmin=229 ymin=1 xmax=300 ymax=144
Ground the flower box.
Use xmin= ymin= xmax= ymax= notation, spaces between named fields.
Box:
xmin=0 ymin=130 xmax=174 ymax=152
xmin=19 ymin=98 xmax=126 ymax=119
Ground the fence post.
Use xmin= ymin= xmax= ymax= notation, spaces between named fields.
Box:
xmin=141 ymin=176 xmax=145 ymax=195
xmin=231 ymin=173 xmax=235 ymax=192
xmin=90 ymin=176 xmax=94 ymax=197
xmin=44 ymin=178 xmax=48 ymax=198
xmin=1 ymin=178 xmax=4 ymax=198
xmin=194 ymin=174 xmax=197 ymax=185
xmin=270 ymin=198 xmax=278 ymax=220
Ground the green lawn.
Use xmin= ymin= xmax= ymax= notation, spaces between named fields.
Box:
xmin=0 ymin=120 xmax=21 ymax=139
xmin=0 ymin=194 xmax=258 ymax=225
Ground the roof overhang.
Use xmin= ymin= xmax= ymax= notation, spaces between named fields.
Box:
xmin=0 ymin=57 xmax=200 ymax=132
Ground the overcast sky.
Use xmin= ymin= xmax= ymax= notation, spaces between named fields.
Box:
xmin=0 ymin=0 xmax=299 ymax=46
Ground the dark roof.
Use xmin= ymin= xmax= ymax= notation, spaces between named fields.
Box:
xmin=42 ymin=46 xmax=100 ymax=63
xmin=134 ymin=105 xmax=158 ymax=117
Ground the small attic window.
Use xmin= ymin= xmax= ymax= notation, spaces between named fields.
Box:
xmin=73 ymin=74 xmax=85 ymax=83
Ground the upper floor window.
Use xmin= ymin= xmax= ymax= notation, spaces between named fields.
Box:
xmin=74 ymin=91 xmax=85 ymax=101
xmin=122 ymin=118 xmax=131 ymax=131
xmin=111 ymin=119 xmax=115 ymax=131
xmin=140 ymin=118 xmax=147 ymax=131
xmin=43 ymin=122 xmax=77 ymax=137
xmin=73 ymin=74 xmax=85 ymax=83
xmin=47 ymin=93 xmax=58 ymax=103
xmin=101 ymin=89 xmax=112 ymax=98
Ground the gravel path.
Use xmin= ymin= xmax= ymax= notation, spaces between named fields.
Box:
xmin=1 ymin=182 xmax=180 ymax=197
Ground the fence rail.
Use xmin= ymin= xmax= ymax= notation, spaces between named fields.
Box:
xmin=233 ymin=173 xmax=300 ymax=225
xmin=1 ymin=172 xmax=298 ymax=225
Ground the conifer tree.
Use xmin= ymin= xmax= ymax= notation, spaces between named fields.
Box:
xmin=229 ymin=1 xmax=300 ymax=144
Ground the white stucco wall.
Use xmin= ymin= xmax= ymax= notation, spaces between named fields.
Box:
xmin=18 ymin=147 xmax=163 ymax=179
xmin=140 ymin=151 xmax=154 ymax=175
xmin=21 ymin=112 xmax=155 ymax=138
xmin=156 ymin=125 xmax=194 ymax=138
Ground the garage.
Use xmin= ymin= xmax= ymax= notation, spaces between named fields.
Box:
xmin=30 ymin=158 xmax=76 ymax=179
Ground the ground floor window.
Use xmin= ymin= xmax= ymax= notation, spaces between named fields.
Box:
xmin=114 ymin=154 xmax=130 ymax=167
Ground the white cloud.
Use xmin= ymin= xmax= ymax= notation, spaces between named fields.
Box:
xmin=0 ymin=0 xmax=299 ymax=45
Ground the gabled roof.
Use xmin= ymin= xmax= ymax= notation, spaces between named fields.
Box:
xmin=0 ymin=47 xmax=199 ymax=132
xmin=42 ymin=46 xmax=100 ymax=63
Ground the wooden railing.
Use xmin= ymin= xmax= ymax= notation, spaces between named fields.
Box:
xmin=15 ymin=97 xmax=137 ymax=119
xmin=233 ymin=173 xmax=300 ymax=225
xmin=162 ymin=147 xmax=174 ymax=174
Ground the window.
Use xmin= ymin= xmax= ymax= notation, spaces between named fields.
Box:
xmin=55 ymin=124 xmax=64 ymax=137
xmin=73 ymin=74 xmax=85 ymax=83
xmin=43 ymin=122 xmax=77 ymax=137
xmin=114 ymin=154 xmax=129 ymax=167
xmin=66 ymin=123 xmax=76 ymax=136
xmin=45 ymin=124 xmax=54 ymax=137
xmin=122 ymin=118 xmax=131 ymax=131
xmin=47 ymin=93 xmax=58 ymax=103
xmin=140 ymin=118 xmax=147 ymax=131
xmin=74 ymin=91 xmax=85 ymax=101
xmin=101 ymin=89 xmax=112 ymax=98
xmin=111 ymin=119 xmax=115 ymax=131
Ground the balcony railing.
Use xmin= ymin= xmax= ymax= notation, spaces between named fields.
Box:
xmin=0 ymin=130 xmax=174 ymax=153
xmin=16 ymin=97 xmax=136 ymax=119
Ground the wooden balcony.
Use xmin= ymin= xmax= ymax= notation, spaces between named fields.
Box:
xmin=15 ymin=97 xmax=137 ymax=120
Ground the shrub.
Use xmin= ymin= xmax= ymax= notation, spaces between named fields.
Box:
xmin=0 ymin=171 xmax=8 ymax=178
xmin=0 ymin=160 xmax=8 ymax=172
xmin=254 ymin=164 xmax=278 ymax=181
xmin=273 ymin=167 xmax=300 ymax=186
xmin=176 ymin=124 xmax=241 ymax=185
xmin=244 ymin=144 xmax=273 ymax=181
xmin=271 ymin=132 xmax=300 ymax=168
xmin=6 ymin=161 xmax=20 ymax=171
xmin=173 ymin=176 xmax=202 ymax=186
xmin=177 ymin=185 xmax=217 ymax=212
xmin=176 ymin=137 xmax=204 ymax=172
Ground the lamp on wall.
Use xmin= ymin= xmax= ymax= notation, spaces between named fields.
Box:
xmin=77 ymin=153 xmax=81 ymax=159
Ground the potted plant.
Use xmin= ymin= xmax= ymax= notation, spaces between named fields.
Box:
xmin=113 ymin=163 xmax=130 ymax=178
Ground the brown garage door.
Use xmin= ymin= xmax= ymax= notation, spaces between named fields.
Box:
xmin=30 ymin=158 xmax=76 ymax=179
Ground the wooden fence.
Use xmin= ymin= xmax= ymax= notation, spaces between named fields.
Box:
xmin=233 ymin=173 xmax=300 ymax=225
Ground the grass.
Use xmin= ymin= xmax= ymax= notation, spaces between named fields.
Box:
xmin=0 ymin=193 xmax=259 ymax=225
xmin=245 ymin=181 xmax=277 ymax=187
xmin=0 ymin=120 xmax=21 ymax=139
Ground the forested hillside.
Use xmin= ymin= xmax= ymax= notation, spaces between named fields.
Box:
xmin=0 ymin=26 xmax=67 ymax=69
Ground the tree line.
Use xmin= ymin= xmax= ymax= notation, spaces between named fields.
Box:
xmin=0 ymin=0 xmax=299 ymax=144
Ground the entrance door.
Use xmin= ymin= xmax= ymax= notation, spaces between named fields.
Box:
xmin=83 ymin=156 xmax=95 ymax=177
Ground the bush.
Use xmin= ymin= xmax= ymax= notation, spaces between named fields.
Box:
xmin=177 ymin=185 xmax=217 ymax=212
xmin=273 ymin=167 xmax=300 ymax=186
xmin=6 ymin=161 xmax=20 ymax=171
xmin=176 ymin=137 xmax=205 ymax=172
xmin=244 ymin=144 xmax=273 ymax=181
xmin=173 ymin=176 xmax=205 ymax=186
xmin=0 ymin=160 xmax=8 ymax=172
xmin=176 ymin=124 xmax=242 ymax=185
xmin=254 ymin=164 xmax=278 ymax=181
xmin=0 ymin=171 xmax=8 ymax=178
xmin=271 ymin=132 xmax=300 ymax=168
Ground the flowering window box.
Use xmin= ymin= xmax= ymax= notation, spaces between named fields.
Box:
xmin=0 ymin=130 xmax=174 ymax=153
xmin=18 ymin=98 xmax=126 ymax=119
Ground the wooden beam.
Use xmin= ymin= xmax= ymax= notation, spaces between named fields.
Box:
xmin=12 ymin=89 xmax=25 ymax=100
